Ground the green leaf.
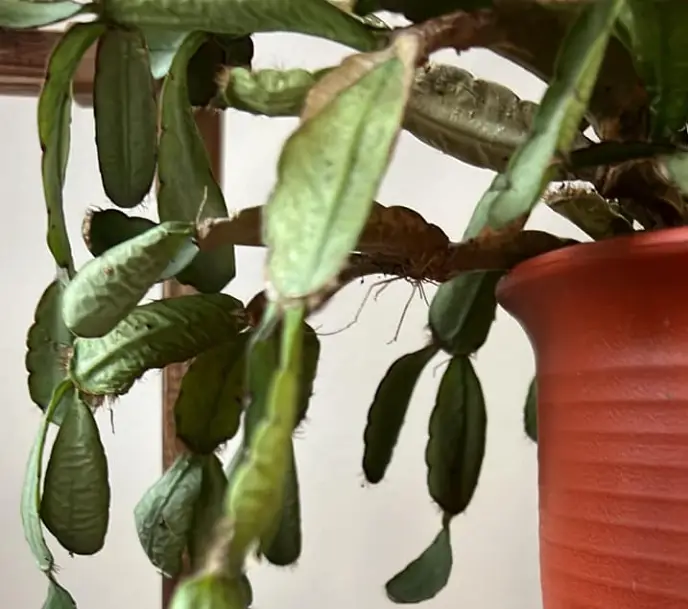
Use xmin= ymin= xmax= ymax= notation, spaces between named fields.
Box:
xmin=263 ymin=37 xmax=418 ymax=300
xmin=169 ymin=573 xmax=251 ymax=609
xmin=26 ymin=280 xmax=75 ymax=425
xmin=524 ymin=377 xmax=537 ymax=443
xmin=362 ymin=344 xmax=438 ymax=484
xmin=427 ymin=0 xmax=623 ymax=371
xmin=62 ymin=221 xmax=194 ymax=338
xmin=243 ymin=323 xmax=320 ymax=435
xmin=0 ymin=0 xmax=86 ymax=28
xmin=426 ymin=356 xmax=487 ymax=515
xmin=69 ymin=294 xmax=246 ymax=397
xmin=94 ymin=27 xmax=158 ymax=209
xmin=103 ymin=0 xmax=383 ymax=52
xmin=41 ymin=397 xmax=111 ymax=555
xmin=385 ymin=523 xmax=453 ymax=604
xmin=43 ymin=577 xmax=77 ymax=609
xmin=404 ymin=63 xmax=539 ymax=174
xmin=158 ymin=32 xmax=236 ymax=294
xmin=134 ymin=454 xmax=204 ymax=578
xmin=543 ymin=186 xmax=634 ymax=240
xmin=39 ymin=22 xmax=107 ymax=277
xmin=225 ymin=306 xmax=304 ymax=568
xmin=227 ymin=322 xmax=317 ymax=567
xmin=174 ymin=333 xmax=248 ymax=454
xmin=618 ymin=1 xmax=688 ymax=138
xmin=464 ymin=0 xmax=624 ymax=239
xmin=21 ymin=380 xmax=73 ymax=573
xmin=188 ymin=35 xmax=254 ymax=108
xmin=82 ymin=208 xmax=203 ymax=285
xmin=84 ymin=209 xmax=157 ymax=257
xmin=141 ymin=28 xmax=188 ymax=79
xmin=217 ymin=66 xmax=328 ymax=116
xmin=429 ymin=271 xmax=502 ymax=356
xmin=260 ymin=442 xmax=301 ymax=566
xmin=188 ymin=454 xmax=228 ymax=570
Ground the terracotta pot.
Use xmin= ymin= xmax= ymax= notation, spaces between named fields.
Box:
xmin=496 ymin=227 xmax=688 ymax=609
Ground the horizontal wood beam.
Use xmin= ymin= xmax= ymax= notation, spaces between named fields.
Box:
xmin=0 ymin=29 xmax=95 ymax=104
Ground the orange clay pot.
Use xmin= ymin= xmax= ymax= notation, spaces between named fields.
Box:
xmin=496 ymin=226 xmax=688 ymax=609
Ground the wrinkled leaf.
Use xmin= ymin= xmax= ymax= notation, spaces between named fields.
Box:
xmin=69 ymin=294 xmax=246 ymax=397
xmin=213 ymin=62 xmax=564 ymax=176
xmin=62 ymin=220 xmax=194 ymax=338
xmin=404 ymin=63 xmax=539 ymax=174
xmin=174 ymin=334 xmax=248 ymax=454
xmin=94 ymin=27 xmax=158 ymax=208
xmin=42 ymin=577 xmax=77 ymax=609
xmin=464 ymin=0 xmax=624 ymax=238
xmin=103 ymin=0 xmax=383 ymax=52
xmin=264 ymin=36 xmax=418 ymax=300
xmin=82 ymin=208 xmax=202 ymax=285
xmin=39 ymin=22 xmax=107 ymax=277
xmin=362 ymin=344 xmax=438 ymax=484
xmin=543 ymin=185 xmax=634 ymax=240
xmin=21 ymin=380 xmax=73 ymax=572
xmin=41 ymin=397 xmax=111 ymax=555
xmin=524 ymin=377 xmax=537 ymax=443
xmin=386 ymin=523 xmax=453 ymax=604
xmin=134 ymin=454 xmax=203 ymax=577
xmin=429 ymin=271 xmax=502 ymax=356
xmin=26 ymin=280 xmax=74 ymax=425
xmin=158 ymin=31 xmax=236 ymax=294
xmin=188 ymin=454 xmax=228 ymax=570
xmin=0 ymin=0 xmax=85 ymax=28
xmin=426 ymin=356 xmax=487 ymax=515
xmin=217 ymin=66 xmax=328 ymax=116
xmin=618 ymin=1 xmax=688 ymax=138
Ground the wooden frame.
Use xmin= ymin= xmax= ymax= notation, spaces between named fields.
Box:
xmin=1 ymin=30 xmax=222 ymax=608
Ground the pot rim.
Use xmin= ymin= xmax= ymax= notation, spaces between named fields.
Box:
xmin=497 ymin=224 xmax=688 ymax=300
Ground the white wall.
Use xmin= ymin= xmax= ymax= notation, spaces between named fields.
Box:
xmin=1 ymin=28 xmax=589 ymax=609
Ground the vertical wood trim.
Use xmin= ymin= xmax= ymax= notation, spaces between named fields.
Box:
xmin=161 ymin=107 xmax=223 ymax=608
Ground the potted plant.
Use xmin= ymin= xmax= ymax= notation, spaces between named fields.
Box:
xmin=5 ymin=0 xmax=688 ymax=607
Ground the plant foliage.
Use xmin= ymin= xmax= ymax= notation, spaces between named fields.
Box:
xmin=6 ymin=0 xmax=688 ymax=606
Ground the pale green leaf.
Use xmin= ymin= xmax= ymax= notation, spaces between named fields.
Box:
xmin=0 ymin=0 xmax=85 ymax=28
xmin=264 ymin=37 xmax=418 ymax=300
xmin=42 ymin=577 xmax=77 ymax=609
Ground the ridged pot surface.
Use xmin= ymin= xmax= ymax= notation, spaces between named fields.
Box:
xmin=497 ymin=227 xmax=688 ymax=609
